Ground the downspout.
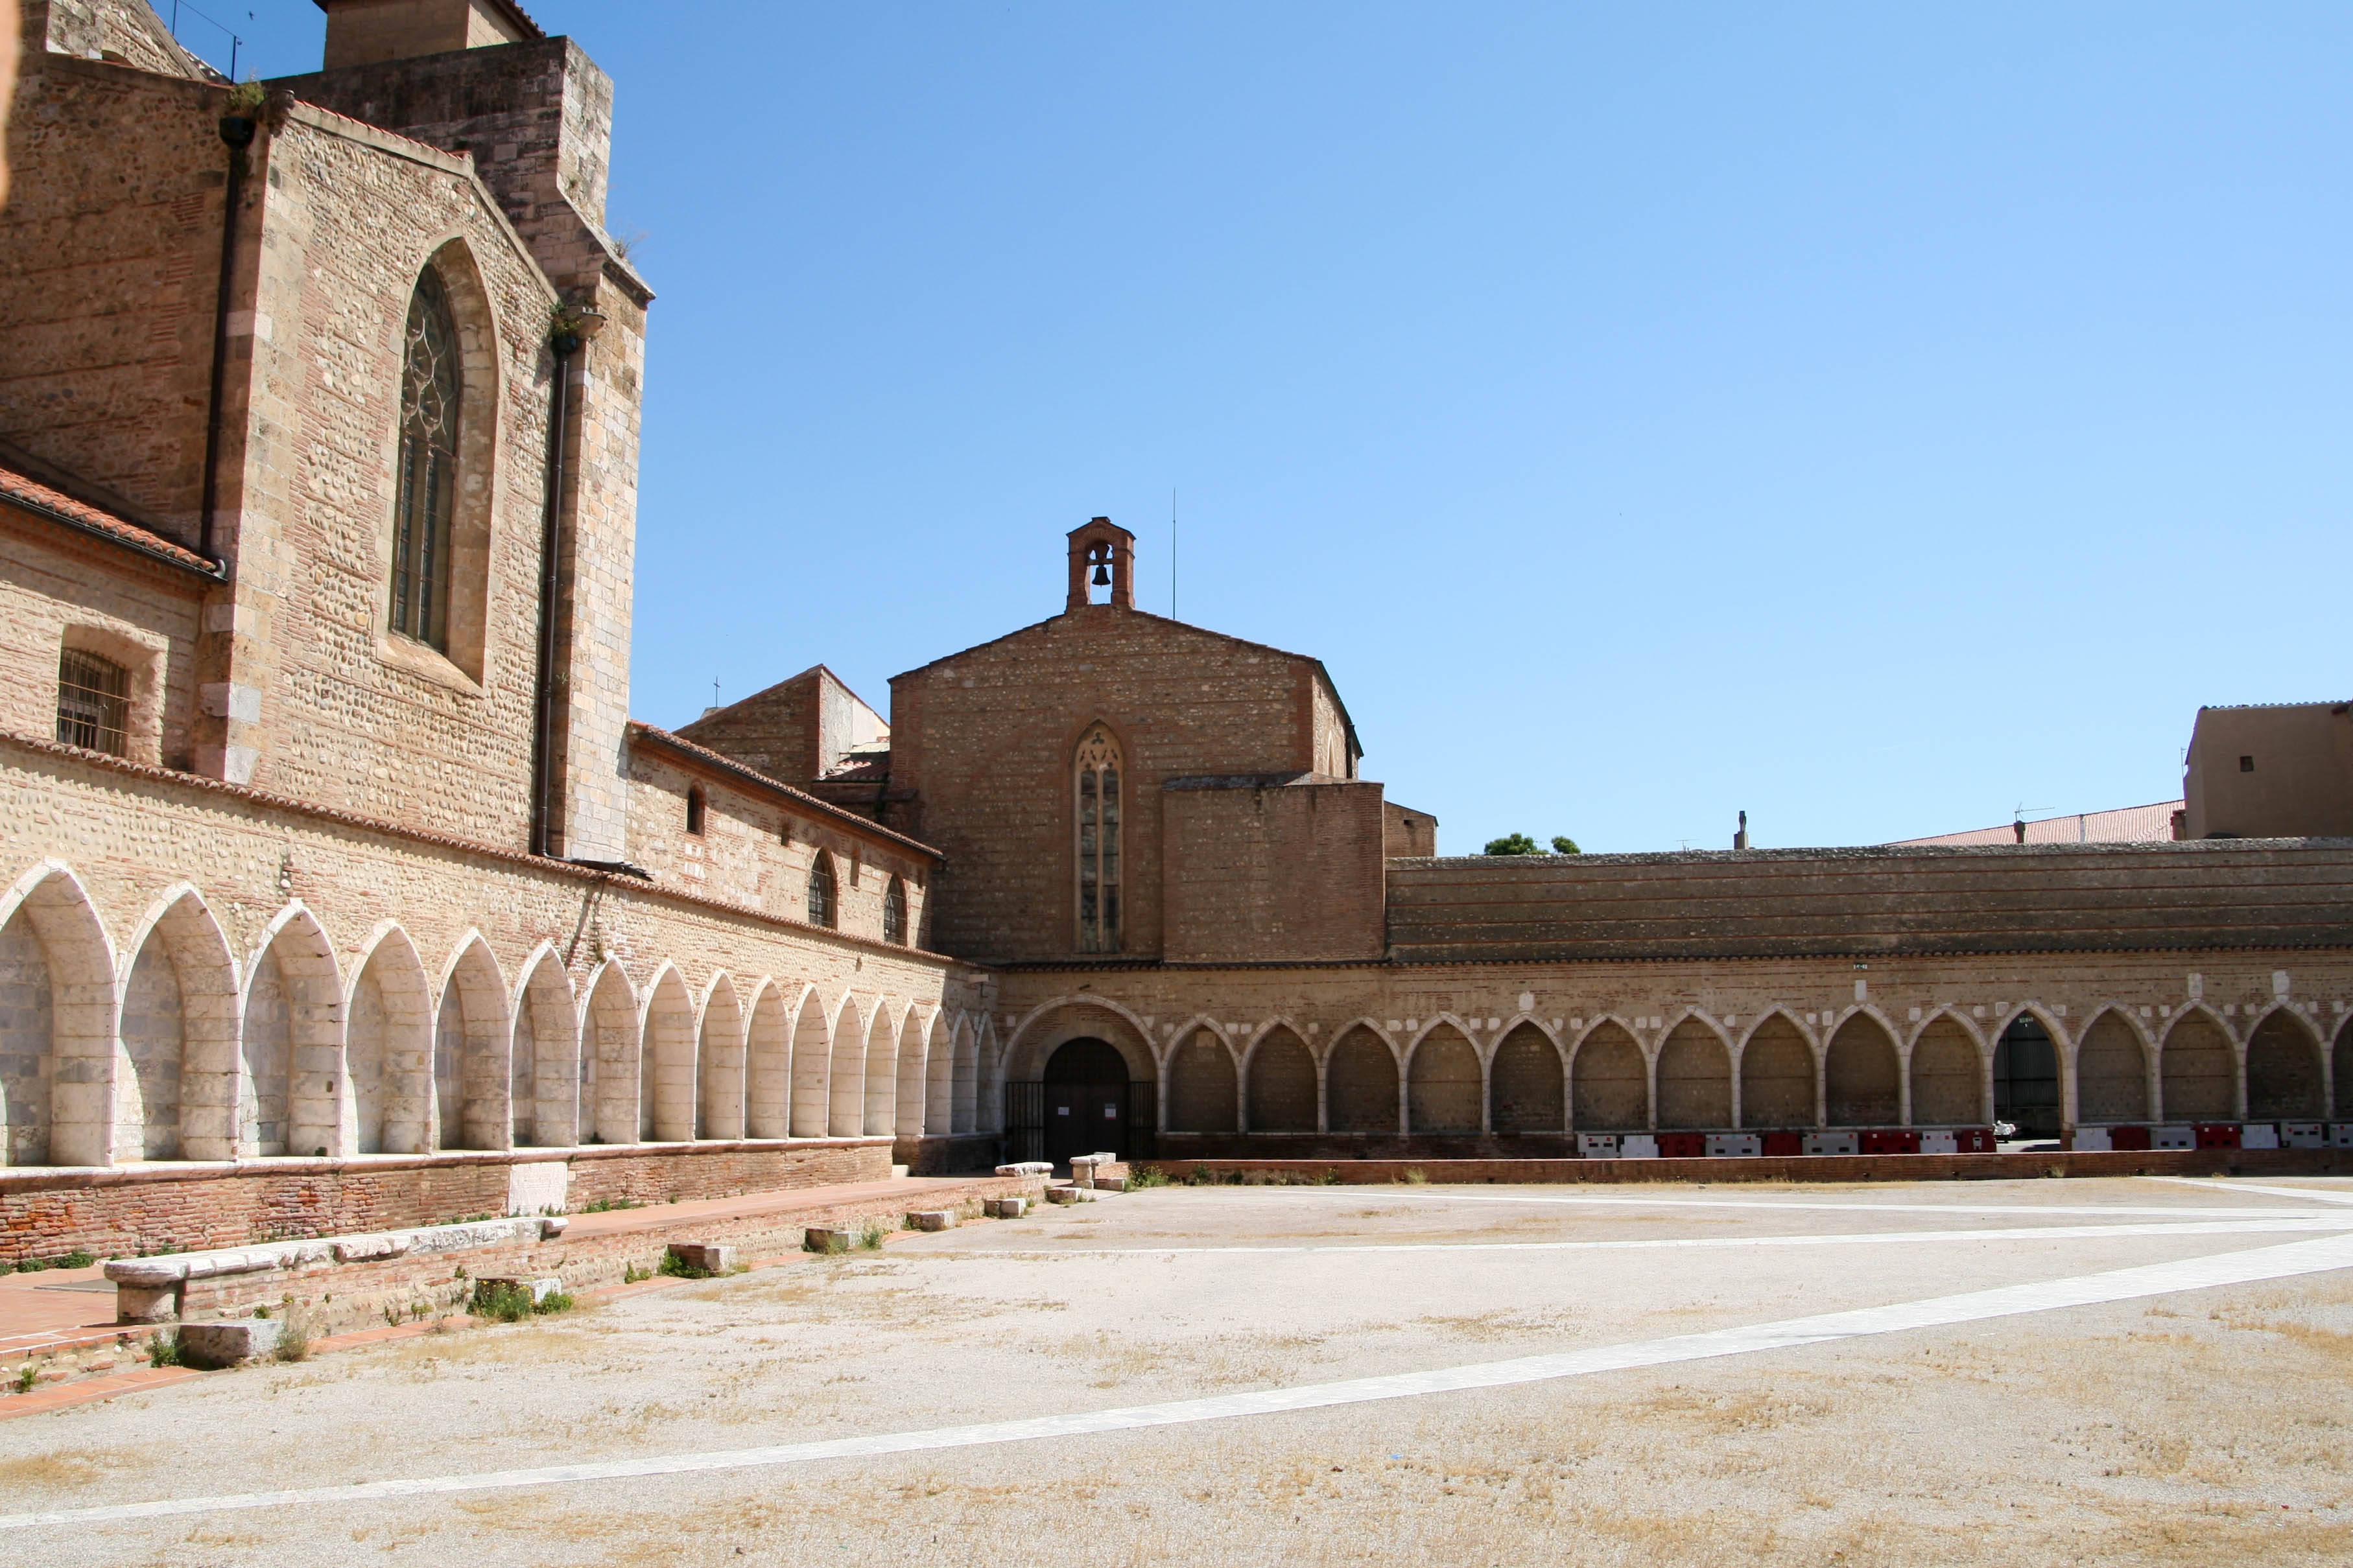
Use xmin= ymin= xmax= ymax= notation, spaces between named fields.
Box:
xmin=196 ymin=99 xmax=260 ymax=565
xmin=530 ymin=318 xmax=582 ymax=860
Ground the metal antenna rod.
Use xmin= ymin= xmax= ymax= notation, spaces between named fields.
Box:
xmin=1170 ymin=486 xmax=1177 ymax=620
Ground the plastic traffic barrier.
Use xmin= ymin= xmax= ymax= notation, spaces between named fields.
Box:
xmin=2151 ymin=1125 xmax=2195 ymax=1150
xmin=1577 ymin=1133 xmax=1620 ymax=1158
xmin=1860 ymin=1129 xmax=1921 ymax=1154
xmin=1954 ymin=1127 xmax=1997 ymax=1153
xmin=1706 ymin=1133 xmax=1762 ymax=1158
xmin=1803 ymin=1131 xmax=1859 ymax=1156
xmin=1618 ymin=1134 xmax=1661 ymax=1158
xmin=2238 ymin=1123 xmax=2280 ymax=1151
xmin=1917 ymin=1129 xmax=1959 ymax=1154
xmin=2193 ymin=1123 xmax=2241 ymax=1150
xmin=2107 ymin=1125 xmax=2151 ymax=1151
xmin=2070 ymin=1127 xmax=2111 ymax=1152
xmin=2280 ymin=1122 xmax=2325 ymax=1149
xmin=1760 ymin=1131 xmax=1804 ymax=1157
xmin=1656 ymin=1132 xmax=1706 ymax=1158
xmin=2331 ymin=1124 xmax=2353 ymax=1149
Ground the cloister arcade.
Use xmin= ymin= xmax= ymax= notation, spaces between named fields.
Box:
xmin=1006 ymin=993 xmax=2353 ymax=1141
xmin=0 ymin=861 xmax=997 ymax=1169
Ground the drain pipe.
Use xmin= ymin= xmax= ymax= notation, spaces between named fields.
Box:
xmin=530 ymin=308 xmax=602 ymax=859
xmin=196 ymin=102 xmax=259 ymax=565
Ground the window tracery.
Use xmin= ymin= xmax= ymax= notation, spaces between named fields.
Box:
xmin=1075 ymin=725 xmax=1122 ymax=953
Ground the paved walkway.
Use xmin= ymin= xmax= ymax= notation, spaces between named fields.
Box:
xmin=558 ymin=1173 xmax=993 ymax=1239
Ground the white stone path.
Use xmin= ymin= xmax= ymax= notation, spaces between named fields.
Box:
xmin=6 ymin=1186 xmax=2352 ymax=1534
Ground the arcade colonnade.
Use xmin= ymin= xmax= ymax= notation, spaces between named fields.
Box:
xmin=0 ymin=860 xmax=999 ymax=1168
xmin=1009 ymin=991 xmax=2353 ymax=1138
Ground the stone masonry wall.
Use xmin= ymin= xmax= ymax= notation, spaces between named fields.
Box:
xmin=990 ymin=942 xmax=2353 ymax=1139
xmin=890 ymin=604 xmax=1334 ymax=963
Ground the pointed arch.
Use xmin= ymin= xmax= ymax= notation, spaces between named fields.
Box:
xmin=744 ymin=977 xmax=793 ymax=1138
xmin=1406 ymin=1021 xmax=1483 ymax=1134
xmin=1570 ymin=1019 xmax=1648 ymax=1132
xmin=2159 ymin=1006 xmax=2236 ymax=1121
xmin=241 ymin=904 xmax=345 ymax=1158
xmin=1656 ymin=1015 xmax=1732 ymax=1130
xmin=639 ymin=963 xmax=696 ymax=1141
xmin=386 ymin=238 xmax=502 ymax=679
xmin=117 ymin=887 xmax=238 ymax=1162
xmin=1737 ymin=1010 xmax=1816 ymax=1129
xmin=863 ymin=1000 xmax=903 ymax=1137
xmin=1825 ymin=1011 xmax=1900 ymax=1127
xmin=979 ymin=1014 xmax=1012 ymax=1134
xmin=926 ymin=1012 xmax=958 ymax=1136
xmin=1325 ymin=1022 xmax=1399 ymax=1134
xmin=2072 ymin=1007 xmax=2151 ymax=1125
xmin=347 ymin=924 xmax=434 ymax=1154
xmin=1990 ymin=1007 xmax=2065 ymax=1138
xmin=1908 ymin=1009 xmax=1987 ymax=1127
xmin=1165 ymin=1025 xmax=1236 ymax=1134
xmin=951 ymin=1012 xmax=986 ymax=1135
xmin=1244 ymin=1024 xmax=1316 ymax=1133
xmin=896 ymin=1007 xmax=938 ymax=1138
xmin=512 ymin=944 xmax=579 ymax=1147
xmin=692 ymin=972 xmax=746 ymax=1140
xmin=581 ymin=960 xmax=639 ymax=1145
xmin=1489 ymin=1020 xmax=1566 ymax=1132
xmin=0 ymin=862 xmax=117 ymax=1165
xmin=432 ymin=934 xmax=508 ymax=1151
xmin=788 ymin=986 xmax=833 ymax=1138
xmin=828 ymin=994 xmax=871 ymax=1137
xmin=2245 ymin=1006 xmax=2324 ymax=1119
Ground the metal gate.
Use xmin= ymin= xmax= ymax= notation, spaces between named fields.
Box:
xmin=1005 ymin=1080 xmax=1156 ymax=1165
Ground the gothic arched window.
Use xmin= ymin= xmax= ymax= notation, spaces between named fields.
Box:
xmin=390 ymin=268 xmax=462 ymax=650
xmin=1075 ymin=725 xmax=1121 ymax=953
xmin=882 ymin=875 xmax=908 ymax=946
xmin=807 ymin=851 xmax=837 ymax=929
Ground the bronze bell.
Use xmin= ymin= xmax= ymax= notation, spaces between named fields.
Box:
xmin=1093 ymin=560 xmax=1111 ymax=586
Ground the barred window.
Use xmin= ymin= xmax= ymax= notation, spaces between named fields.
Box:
xmin=882 ymin=875 xmax=908 ymax=946
xmin=55 ymin=649 xmax=129 ymax=756
xmin=390 ymin=268 xmax=462 ymax=650
xmin=1074 ymin=724 xmax=1122 ymax=954
xmin=807 ymin=851 xmax=836 ymax=929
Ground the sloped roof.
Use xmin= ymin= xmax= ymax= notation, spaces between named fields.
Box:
xmin=0 ymin=460 xmax=220 ymax=578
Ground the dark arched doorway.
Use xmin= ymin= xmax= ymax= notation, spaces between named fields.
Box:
xmin=1043 ymin=1037 xmax=1134 ymax=1166
xmin=1993 ymin=1015 xmax=2061 ymax=1139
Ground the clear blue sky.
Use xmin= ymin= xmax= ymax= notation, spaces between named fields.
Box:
xmin=225 ymin=2 xmax=2351 ymax=852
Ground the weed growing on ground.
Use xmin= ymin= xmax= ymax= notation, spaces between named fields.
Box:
xmin=805 ymin=1231 xmax=851 ymax=1256
xmin=1126 ymin=1165 xmax=1171 ymax=1189
xmin=472 ymin=1281 xmax=536 ymax=1322
xmin=657 ymin=1252 xmax=713 ymax=1280
xmin=623 ymin=1262 xmax=653 ymax=1283
xmin=14 ymin=1365 xmax=36 ymax=1393
xmin=1402 ymin=1168 xmax=1429 ymax=1186
xmin=146 ymin=1331 xmax=185 ymax=1368
xmin=860 ymin=1219 xmax=890 ymax=1250
xmin=1316 ymin=1169 xmax=1345 ymax=1185
xmin=11 ymin=1248 xmax=97 ymax=1272
xmin=382 ymin=1304 xmax=401 ymax=1328
xmin=273 ymin=1306 xmax=313 ymax=1363
xmin=579 ymin=1197 xmax=645 ymax=1214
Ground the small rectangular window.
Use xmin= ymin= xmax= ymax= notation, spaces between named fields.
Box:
xmin=685 ymin=787 xmax=706 ymax=836
xmin=2239 ymin=755 xmax=2255 ymax=773
xmin=55 ymin=649 xmax=129 ymax=756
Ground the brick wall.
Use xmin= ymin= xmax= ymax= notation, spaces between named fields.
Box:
xmin=1161 ymin=775 xmax=1385 ymax=963
xmin=890 ymin=604 xmax=1337 ymax=962
xmin=1385 ymin=841 xmax=2353 ymax=962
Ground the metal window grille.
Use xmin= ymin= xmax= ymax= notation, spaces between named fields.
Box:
xmin=54 ymin=649 xmax=129 ymax=755
xmin=807 ymin=852 xmax=836 ymax=928
xmin=391 ymin=268 xmax=462 ymax=651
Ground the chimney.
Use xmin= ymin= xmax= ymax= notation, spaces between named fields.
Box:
xmin=317 ymin=0 xmax=543 ymax=70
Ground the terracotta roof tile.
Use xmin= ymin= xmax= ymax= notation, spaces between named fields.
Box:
xmin=0 ymin=462 xmax=219 ymax=577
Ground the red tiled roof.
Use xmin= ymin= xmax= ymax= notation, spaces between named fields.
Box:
xmin=0 ymin=462 xmax=220 ymax=577
xmin=1891 ymin=801 xmax=2184 ymax=847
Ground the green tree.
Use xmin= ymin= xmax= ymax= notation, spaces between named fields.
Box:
xmin=1550 ymin=836 xmax=1581 ymax=854
xmin=1482 ymin=833 xmax=1541 ymax=855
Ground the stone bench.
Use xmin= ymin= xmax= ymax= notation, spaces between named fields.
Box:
xmin=102 ymin=1215 xmax=569 ymax=1324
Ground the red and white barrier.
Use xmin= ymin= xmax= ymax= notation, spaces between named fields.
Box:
xmin=1577 ymin=1133 xmax=1619 ymax=1158
xmin=2070 ymin=1127 xmax=2111 ymax=1152
xmin=2238 ymin=1123 xmax=2280 ymax=1151
xmin=2280 ymin=1123 xmax=2325 ymax=1149
xmin=2151 ymin=1125 xmax=2195 ymax=1151
xmin=1706 ymin=1133 xmax=1762 ymax=1158
xmin=1803 ymin=1132 xmax=1859 ymax=1156
xmin=1618 ymin=1134 xmax=1661 ymax=1159
xmin=1918 ymin=1129 xmax=1959 ymax=1154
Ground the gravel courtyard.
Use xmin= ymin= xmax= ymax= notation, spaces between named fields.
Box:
xmin=3 ymin=1175 xmax=2350 ymax=1567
